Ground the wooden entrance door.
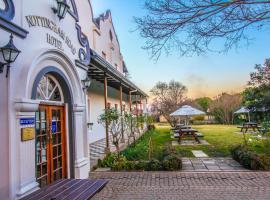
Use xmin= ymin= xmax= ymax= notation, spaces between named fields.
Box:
xmin=35 ymin=105 xmax=67 ymax=188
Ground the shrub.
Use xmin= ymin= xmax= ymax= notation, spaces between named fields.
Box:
xmin=147 ymin=159 xmax=162 ymax=171
xmin=162 ymin=155 xmax=182 ymax=171
xmin=231 ymin=145 xmax=270 ymax=170
xmin=97 ymin=153 xmax=122 ymax=168
xmin=134 ymin=160 xmax=148 ymax=170
xmin=161 ymin=145 xmax=177 ymax=158
xmin=111 ymin=156 xmax=129 ymax=171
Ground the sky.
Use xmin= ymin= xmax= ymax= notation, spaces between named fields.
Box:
xmin=91 ymin=0 xmax=270 ymax=99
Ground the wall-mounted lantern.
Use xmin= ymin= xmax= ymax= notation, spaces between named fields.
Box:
xmin=52 ymin=0 xmax=70 ymax=20
xmin=0 ymin=34 xmax=21 ymax=78
xmin=82 ymin=76 xmax=92 ymax=90
xmin=87 ymin=122 xmax=94 ymax=131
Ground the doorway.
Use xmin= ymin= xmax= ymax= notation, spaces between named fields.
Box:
xmin=35 ymin=105 xmax=67 ymax=188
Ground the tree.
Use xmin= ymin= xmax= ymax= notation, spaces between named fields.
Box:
xmin=98 ymin=108 xmax=122 ymax=154
xmin=135 ymin=0 xmax=270 ymax=59
xmin=195 ymin=97 xmax=212 ymax=112
xmin=150 ymin=80 xmax=187 ymax=126
xmin=209 ymin=93 xmax=242 ymax=124
xmin=243 ymin=58 xmax=270 ymax=114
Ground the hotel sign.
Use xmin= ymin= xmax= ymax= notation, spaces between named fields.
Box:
xmin=25 ymin=15 xmax=77 ymax=55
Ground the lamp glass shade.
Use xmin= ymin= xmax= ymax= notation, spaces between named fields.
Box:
xmin=82 ymin=77 xmax=92 ymax=89
xmin=57 ymin=0 xmax=70 ymax=19
xmin=1 ymin=35 xmax=21 ymax=63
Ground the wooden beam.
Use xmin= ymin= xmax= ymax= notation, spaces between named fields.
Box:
xmin=120 ymin=84 xmax=124 ymax=143
xmin=104 ymin=74 xmax=110 ymax=153
xmin=135 ymin=95 xmax=138 ymax=117
xmin=120 ymin=84 xmax=123 ymax=115
xmin=140 ymin=95 xmax=142 ymax=114
xmin=129 ymin=90 xmax=132 ymax=112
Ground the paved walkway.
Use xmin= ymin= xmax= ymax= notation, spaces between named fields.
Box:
xmin=90 ymin=172 xmax=270 ymax=200
xmin=182 ymin=157 xmax=248 ymax=171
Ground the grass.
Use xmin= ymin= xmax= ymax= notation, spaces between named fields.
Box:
xmin=122 ymin=123 xmax=270 ymax=160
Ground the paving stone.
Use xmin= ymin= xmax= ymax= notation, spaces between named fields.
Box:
xmin=202 ymin=161 xmax=216 ymax=165
xmin=181 ymin=157 xmax=247 ymax=172
xmin=219 ymin=166 xmax=235 ymax=170
xmin=206 ymin=165 xmax=221 ymax=170
xmin=192 ymin=150 xmax=209 ymax=158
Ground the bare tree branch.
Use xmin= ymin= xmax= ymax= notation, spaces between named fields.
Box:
xmin=134 ymin=0 xmax=270 ymax=60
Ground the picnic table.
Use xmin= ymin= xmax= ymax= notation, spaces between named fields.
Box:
xmin=237 ymin=122 xmax=262 ymax=133
xmin=178 ymin=128 xmax=200 ymax=144
xmin=171 ymin=125 xmax=192 ymax=133
xmin=21 ymin=179 xmax=108 ymax=200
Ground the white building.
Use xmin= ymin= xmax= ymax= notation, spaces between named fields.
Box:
xmin=0 ymin=0 xmax=147 ymax=199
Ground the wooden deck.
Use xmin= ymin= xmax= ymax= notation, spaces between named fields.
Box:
xmin=21 ymin=179 xmax=108 ymax=200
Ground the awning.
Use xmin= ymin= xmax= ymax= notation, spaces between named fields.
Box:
xmin=88 ymin=49 xmax=148 ymax=98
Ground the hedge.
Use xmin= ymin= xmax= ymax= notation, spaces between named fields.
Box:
xmin=231 ymin=145 xmax=270 ymax=170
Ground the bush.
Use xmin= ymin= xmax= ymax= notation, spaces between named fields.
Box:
xmin=134 ymin=160 xmax=148 ymax=170
xmin=111 ymin=155 xmax=129 ymax=171
xmin=97 ymin=153 xmax=119 ymax=168
xmin=162 ymin=155 xmax=182 ymax=171
xmin=231 ymin=145 xmax=270 ymax=170
xmin=147 ymin=159 xmax=162 ymax=171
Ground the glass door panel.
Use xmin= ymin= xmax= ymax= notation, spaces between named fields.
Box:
xmin=35 ymin=105 xmax=66 ymax=188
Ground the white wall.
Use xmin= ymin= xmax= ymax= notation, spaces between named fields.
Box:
xmin=92 ymin=11 xmax=125 ymax=75
xmin=0 ymin=43 xmax=10 ymax=199
xmin=88 ymin=80 xmax=129 ymax=143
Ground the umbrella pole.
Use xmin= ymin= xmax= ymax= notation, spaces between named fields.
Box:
xmin=248 ymin=112 xmax=251 ymax=122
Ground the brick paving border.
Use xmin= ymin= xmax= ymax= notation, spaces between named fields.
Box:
xmin=90 ymin=171 xmax=270 ymax=200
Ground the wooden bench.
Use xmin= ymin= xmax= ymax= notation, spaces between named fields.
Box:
xmin=21 ymin=179 xmax=108 ymax=200
xmin=178 ymin=128 xmax=200 ymax=143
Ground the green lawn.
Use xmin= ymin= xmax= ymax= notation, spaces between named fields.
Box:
xmin=122 ymin=124 xmax=269 ymax=160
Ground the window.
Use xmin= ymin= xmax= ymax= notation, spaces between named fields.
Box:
xmin=102 ymin=51 xmax=106 ymax=60
xmin=109 ymin=30 xmax=113 ymax=42
xmin=36 ymin=74 xmax=63 ymax=102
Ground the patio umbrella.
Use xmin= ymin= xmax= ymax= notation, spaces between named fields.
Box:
xmin=170 ymin=105 xmax=206 ymax=125
xmin=234 ymin=107 xmax=251 ymax=122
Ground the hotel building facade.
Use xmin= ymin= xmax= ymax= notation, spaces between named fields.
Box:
xmin=0 ymin=0 xmax=147 ymax=199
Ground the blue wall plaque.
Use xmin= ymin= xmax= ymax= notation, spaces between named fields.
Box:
xmin=20 ymin=118 xmax=35 ymax=125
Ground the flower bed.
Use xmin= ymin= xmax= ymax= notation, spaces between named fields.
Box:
xmin=96 ymin=145 xmax=182 ymax=171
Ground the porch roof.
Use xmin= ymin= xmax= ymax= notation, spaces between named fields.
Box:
xmin=88 ymin=49 xmax=148 ymax=98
